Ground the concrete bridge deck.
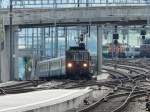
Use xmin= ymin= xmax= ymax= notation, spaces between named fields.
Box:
xmin=0 ymin=5 xmax=150 ymax=27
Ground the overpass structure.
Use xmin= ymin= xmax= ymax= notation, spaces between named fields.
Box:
xmin=1 ymin=5 xmax=150 ymax=26
xmin=0 ymin=1 xmax=150 ymax=82
xmin=0 ymin=0 xmax=150 ymax=8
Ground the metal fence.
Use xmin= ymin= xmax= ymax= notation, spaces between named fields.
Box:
xmin=0 ymin=0 xmax=150 ymax=8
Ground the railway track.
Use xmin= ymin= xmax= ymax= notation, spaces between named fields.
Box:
xmin=1 ymin=59 xmax=150 ymax=112
xmin=76 ymin=59 xmax=150 ymax=112
xmin=0 ymin=80 xmax=102 ymax=95
xmin=79 ymin=90 xmax=147 ymax=112
xmin=0 ymin=80 xmax=44 ymax=95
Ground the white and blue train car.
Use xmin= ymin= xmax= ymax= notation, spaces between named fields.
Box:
xmin=125 ymin=47 xmax=140 ymax=58
xmin=37 ymin=56 xmax=66 ymax=80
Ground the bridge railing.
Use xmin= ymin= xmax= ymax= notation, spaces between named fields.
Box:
xmin=1 ymin=0 xmax=150 ymax=8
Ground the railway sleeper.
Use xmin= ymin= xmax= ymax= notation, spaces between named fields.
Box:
xmin=0 ymin=88 xmax=6 ymax=95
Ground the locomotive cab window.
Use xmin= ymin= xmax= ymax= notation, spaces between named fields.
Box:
xmin=74 ymin=52 xmax=89 ymax=61
xmin=74 ymin=53 xmax=82 ymax=61
xmin=66 ymin=52 xmax=74 ymax=60
xmin=66 ymin=52 xmax=89 ymax=61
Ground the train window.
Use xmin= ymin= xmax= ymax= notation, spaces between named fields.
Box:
xmin=74 ymin=52 xmax=89 ymax=61
xmin=83 ymin=53 xmax=89 ymax=60
xmin=143 ymin=39 xmax=150 ymax=44
xmin=66 ymin=51 xmax=89 ymax=61
xmin=126 ymin=48 xmax=129 ymax=51
xmin=135 ymin=48 xmax=140 ymax=51
xmin=66 ymin=52 xmax=74 ymax=60
xmin=75 ymin=53 xmax=83 ymax=61
xmin=143 ymin=45 xmax=146 ymax=48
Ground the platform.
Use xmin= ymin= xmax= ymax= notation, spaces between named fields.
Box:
xmin=0 ymin=89 xmax=91 ymax=112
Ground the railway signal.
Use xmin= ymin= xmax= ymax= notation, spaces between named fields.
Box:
xmin=113 ymin=33 xmax=119 ymax=40
xmin=113 ymin=25 xmax=119 ymax=46
xmin=111 ymin=25 xmax=119 ymax=58
xmin=114 ymin=39 xmax=118 ymax=45
xmin=113 ymin=26 xmax=119 ymax=39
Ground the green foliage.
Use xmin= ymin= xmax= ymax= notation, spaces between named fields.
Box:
xmin=24 ymin=57 xmax=32 ymax=72
xmin=24 ymin=57 xmax=32 ymax=80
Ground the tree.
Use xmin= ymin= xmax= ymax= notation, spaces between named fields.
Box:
xmin=24 ymin=57 xmax=32 ymax=80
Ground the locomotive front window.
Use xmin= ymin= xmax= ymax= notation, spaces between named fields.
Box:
xmin=83 ymin=53 xmax=89 ymax=60
xmin=75 ymin=53 xmax=83 ymax=61
xmin=66 ymin=52 xmax=74 ymax=60
xmin=66 ymin=51 xmax=89 ymax=61
xmin=74 ymin=52 xmax=89 ymax=61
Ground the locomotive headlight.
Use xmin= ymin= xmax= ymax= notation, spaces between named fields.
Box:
xmin=83 ymin=63 xmax=88 ymax=67
xmin=67 ymin=63 xmax=72 ymax=68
